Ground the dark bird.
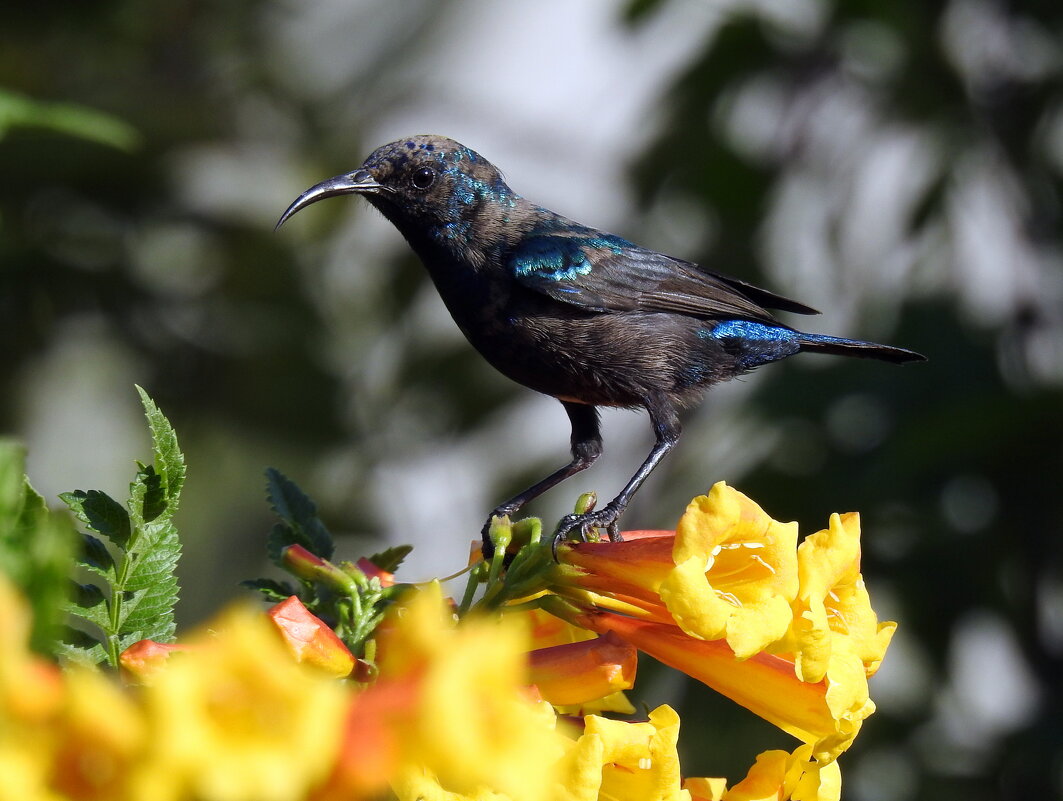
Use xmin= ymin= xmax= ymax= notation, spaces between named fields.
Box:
xmin=277 ymin=135 xmax=924 ymax=556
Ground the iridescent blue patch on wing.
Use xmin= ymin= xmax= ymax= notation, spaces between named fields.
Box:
xmin=512 ymin=238 xmax=593 ymax=281
xmin=511 ymin=230 xmax=634 ymax=282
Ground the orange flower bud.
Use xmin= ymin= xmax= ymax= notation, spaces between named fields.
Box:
xmin=267 ymin=595 xmax=355 ymax=677
xmin=282 ymin=545 xmax=361 ymax=594
xmin=355 ymin=557 xmax=395 ymax=587
xmin=119 ymin=639 xmax=192 ymax=684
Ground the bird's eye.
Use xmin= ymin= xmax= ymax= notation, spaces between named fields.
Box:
xmin=411 ymin=167 xmax=436 ymax=190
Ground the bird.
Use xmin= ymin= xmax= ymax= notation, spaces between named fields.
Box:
xmin=276 ymin=134 xmax=924 ymax=557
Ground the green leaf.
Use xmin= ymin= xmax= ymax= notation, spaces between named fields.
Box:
xmin=240 ymin=577 xmax=298 ymax=603
xmin=0 ymin=439 xmax=24 ymax=522
xmin=0 ymin=89 xmax=140 ymax=151
xmin=264 ymin=468 xmax=334 ymax=561
xmin=367 ymin=545 xmax=413 ymax=574
xmin=81 ymin=534 xmax=117 ymax=579
xmin=130 ymin=463 xmax=167 ymax=525
xmin=61 ymin=388 xmax=184 ymax=667
xmin=136 ymin=386 xmax=185 ymax=514
xmin=60 ymin=489 xmax=131 ymax=548
xmin=66 ymin=581 xmax=110 ymax=629
xmin=56 ymin=627 xmax=110 ymax=667
xmin=0 ymin=441 xmax=78 ymax=656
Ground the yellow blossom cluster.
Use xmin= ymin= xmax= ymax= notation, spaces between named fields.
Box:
xmin=0 ymin=483 xmax=894 ymax=801
xmin=547 ymin=481 xmax=896 ymax=795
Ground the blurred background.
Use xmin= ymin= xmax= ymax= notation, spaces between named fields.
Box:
xmin=2 ymin=0 xmax=1061 ymax=798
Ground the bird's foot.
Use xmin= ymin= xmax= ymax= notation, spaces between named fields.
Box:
xmin=552 ymin=506 xmax=624 ymax=551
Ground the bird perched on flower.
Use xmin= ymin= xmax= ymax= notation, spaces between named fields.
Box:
xmin=277 ymin=135 xmax=924 ymax=555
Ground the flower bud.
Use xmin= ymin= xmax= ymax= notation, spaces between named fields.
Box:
xmin=267 ymin=595 xmax=356 ymax=677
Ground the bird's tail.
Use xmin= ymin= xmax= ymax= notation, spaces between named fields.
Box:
xmin=797 ymin=332 xmax=925 ymax=364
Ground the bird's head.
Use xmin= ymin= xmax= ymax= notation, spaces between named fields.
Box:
xmin=277 ymin=135 xmax=519 ymax=252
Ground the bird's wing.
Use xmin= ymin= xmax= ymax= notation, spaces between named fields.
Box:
xmin=507 ymin=232 xmax=818 ymax=320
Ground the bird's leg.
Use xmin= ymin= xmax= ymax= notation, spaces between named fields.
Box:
xmin=480 ymin=402 xmax=601 ymax=559
xmin=554 ymin=400 xmax=681 ymax=548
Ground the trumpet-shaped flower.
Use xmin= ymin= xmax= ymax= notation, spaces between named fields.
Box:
xmin=132 ymin=605 xmax=347 ymax=801
xmin=553 ymin=484 xmax=799 ymax=658
xmin=518 ymin=608 xmax=635 ymax=714
xmin=49 ymin=667 xmax=145 ymax=801
xmin=773 ymin=513 xmax=895 ymax=687
xmin=556 ymin=705 xmax=689 ymax=801
xmin=527 ymin=631 xmax=637 ymax=708
xmin=574 ymin=611 xmax=839 ymax=745
xmin=323 ymin=584 xmax=564 ymax=801
xmin=664 ymin=484 xmax=799 ymax=656
xmin=682 ymin=744 xmax=841 ymax=801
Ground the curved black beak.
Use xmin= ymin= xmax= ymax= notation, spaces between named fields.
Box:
xmin=275 ymin=169 xmax=384 ymax=230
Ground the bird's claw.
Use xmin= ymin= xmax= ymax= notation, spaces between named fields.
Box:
xmin=552 ymin=507 xmax=622 ymax=552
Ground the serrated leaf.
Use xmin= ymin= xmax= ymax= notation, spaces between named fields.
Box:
xmin=61 ymin=388 xmax=184 ymax=666
xmin=136 ymin=386 xmax=185 ymax=513
xmin=66 ymin=581 xmax=109 ymax=629
xmin=81 ymin=534 xmax=116 ymax=579
xmin=113 ymin=518 xmax=181 ymax=642
xmin=240 ymin=577 xmax=299 ymax=603
xmin=264 ymin=468 xmax=334 ymax=560
xmin=60 ymin=489 xmax=131 ymax=548
xmin=368 ymin=545 xmax=413 ymax=574
xmin=129 ymin=463 xmax=166 ymax=528
xmin=56 ymin=628 xmax=110 ymax=667
xmin=266 ymin=521 xmax=294 ymax=565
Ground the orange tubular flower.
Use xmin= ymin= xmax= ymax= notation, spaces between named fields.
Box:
xmin=267 ymin=596 xmax=356 ymax=678
xmin=527 ymin=631 xmax=637 ymax=708
xmin=575 ymin=610 xmax=843 ymax=749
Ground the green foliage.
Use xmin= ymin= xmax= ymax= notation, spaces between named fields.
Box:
xmin=59 ymin=387 xmax=184 ymax=667
xmin=0 ymin=88 xmax=140 ymax=150
xmin=0 ymin=441 xmax=77 ymax=656
xmin=264 ymin=467 xmax=334 ymax=564
xmin=244 ymin=468 xmax=408 ymax=659
xmin=367 ymin=545 xmax=413 ymax=575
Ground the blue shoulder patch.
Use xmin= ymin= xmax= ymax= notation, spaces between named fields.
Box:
xmin=511 ymin=230 xmax=631 ymax=283
xmin=512 ymin=237 xmax=592 ymax=282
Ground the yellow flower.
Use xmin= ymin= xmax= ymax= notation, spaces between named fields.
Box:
xmin=48 ymin=667 xmax=145 ymax=801
xmin=663 ymin=483 xmax=799 ymax=657
xmin=553 ymin=484 xmax=799 ymax=658
xmin=363 ymin=585 xmax=564 ymax=801
xmin=555 ymin=705 xmax=689 ymax=801
xmin=0 ymin=577 xmax=65 ymax=801
xmin=775 ymin=512 xmax=896 ymax=684
xmin=680 ymin=744 xmax=841 ymax=801
xmin=133 ymin=604 xmax=347 ymax=801
xmin=0 ymin=577 xmax=63 ymax=722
